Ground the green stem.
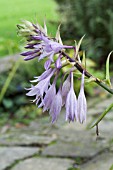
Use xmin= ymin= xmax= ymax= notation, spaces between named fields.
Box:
xmin=61 ymin=51 xmax=113 ymax=95
xmin=75 ymin=62 xmax=113 ymax=95
xmin=0 ymin=59 xmax=21 ymax=104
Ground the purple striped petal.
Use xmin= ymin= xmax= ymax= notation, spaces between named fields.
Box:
xmin=43 ymin=83 xmax=56 ymax=112
xmin=24 ymin=53 xmax=40 ymax=61
xmin=25 ymin=44 xmax=36 ymax=49
xmin=38 ymin=51 xmax=52 ymax=61
xmin=77 ymin=72 xmax=87 ymax=124
xmin=49 ymin=89 xmax=62 ymax=123
xmin=44 ymin=59 xmax=52 ymax=70
xmin=31 ymin=35 xmax=42 ymax=40
xmin=62 ymin=74 xmax=71 ymax=106
xmin=21 ymin=50 xmax=38 ymax=56
xmin=65 ymin=72 xmax=77 ymax=122
xmin=65 ymin=88 xmax=77 ymax=122
xmin=37 ymin=68 xmax=53 ymax=81
xmin=30 ymin=68 xmax=53 ymax=83
xmin=55 ymin=55 xmax=62 ymax=68
xmin=26 ymin=87 xmax=40 ymax=96
xmin=34 ymin=69 xmax=55 ymax=96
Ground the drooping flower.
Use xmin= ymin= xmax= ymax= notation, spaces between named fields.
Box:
xmin=26 ymin=85 xmax=42 ymax=106
xmin=49 ymin=88 xmax=62 ymax=123
xmin=65 ymin=72 xmax=77 ymax=122
xmin=37 ymin=74 xmax=57 ymax=111
xmin=34 ymin=75 xmax=51 ymax=96
xmin=33 ymin=68 xmax=53 ymax=82
xmin=26 ymin=68 xmax=56 ymax=107
xmin=77 ymin=71 xmax=87 ymax=124
xmin=43 ymin=81 xmax=56 ymax=112
xmin=26 ymin=85 xmax=40 ymax=97
xmin=61 ymin=74 xmax=71 ymax=106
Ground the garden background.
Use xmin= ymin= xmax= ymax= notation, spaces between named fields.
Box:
xmin=0 ymin=0 xmax=113 ymax=170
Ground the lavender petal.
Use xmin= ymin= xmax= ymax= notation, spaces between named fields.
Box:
xmin=44 ymin=59 xmax=52 ymax=70
xmin=65 ymin=72 xmax=77 ymax=122
xmin=61 ymin=74 xmax=71 ymax=106
xmin=77 ymin=72 xmax=87 ymax=124
xmin=49 ymin=89 xmax=62 ymax=123
xmin=55 ymin=56 xmax=62 ymax=68
xmin=43 ymin=83 xmax=56 ymax=112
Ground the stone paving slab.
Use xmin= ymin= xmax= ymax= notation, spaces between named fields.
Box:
xmin=80 ymin=152 xmax=113 ymax=170
xmin=0 ymin=132 xmax=56 ymax=146
xmin=42 ymin=128 xmax=109 ymax=159
xmin=42 ymin=140 xmax=107 ymax=159
xmin=0 ymin=54 xmax=20 ymax=73
xmin=0 ymin=95 xmax=112 ymax=169
xmin=94 ymin=97 xmax=113 ymax=109
xmin=0 ymin=147 xmax=40 ymax=170
xmin=87 ymin=96 xmax=113 ymax=118
xmin=12 ymin=157 xmax=74 ymax=170
xmin=87 ymin=108 xmax=104 ymax=116
xmin=99 ymin=120 xmax=113 ymax=134
xmin=45 ymin=128 xmax=109 ymax=145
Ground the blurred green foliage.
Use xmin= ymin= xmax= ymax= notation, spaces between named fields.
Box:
xmin=0 ymin=59 xmax=45 ymax=126
xmin=0 ymin=0 xmax=58 ymax=57
xmin=0 ymin=38 xmax=21 ymax=56
xmin=55 ymin=0 xmax=113 ymax=64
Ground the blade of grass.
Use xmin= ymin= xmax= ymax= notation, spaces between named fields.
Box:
xmin=0 ymin=59 xmax=21 ymax=104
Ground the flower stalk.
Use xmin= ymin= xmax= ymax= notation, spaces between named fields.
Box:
xmin=17 ymin=19 xmax=113 ymax=128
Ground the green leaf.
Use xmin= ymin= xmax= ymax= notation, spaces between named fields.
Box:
xmin=75 ymin=35 xmax=85 ymax=57
xmin=56 ymin=24 xmax=63 ymax=45
xmin=105 ymin=51 xmax=113 ymax=87
xmin=110 ymin=164 xmax=113 ymax=170
xmin=90 ymin=102 xmax=113 ymax=128
xmin=44 ymin=19 xmax=47 ymax=35
xmin=82 ymin=51 xmax=86 ymax=67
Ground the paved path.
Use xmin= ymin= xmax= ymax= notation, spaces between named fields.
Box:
xmin=0 ymin=54 xmax=20 ymax=73
xmin=0 ymin=95 xmax=113 ymax=170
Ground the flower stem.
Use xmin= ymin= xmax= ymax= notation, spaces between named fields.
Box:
xmin=75 ymin=62 xmax=113 ymax=95
xmin=62 ymin=51 xmax=113 ymax=95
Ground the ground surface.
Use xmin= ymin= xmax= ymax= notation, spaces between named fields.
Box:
xmin=0 ymin=94 xmax=113 ymax=170
xmin=0 ymin=55 xmax=113 ymax=170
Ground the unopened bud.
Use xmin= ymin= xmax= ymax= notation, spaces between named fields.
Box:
xmin=23 ymin=20 xmax=34 ymax=30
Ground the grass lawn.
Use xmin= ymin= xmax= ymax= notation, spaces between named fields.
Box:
xmin=0 ymin=0 xmax=58 ymax=57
